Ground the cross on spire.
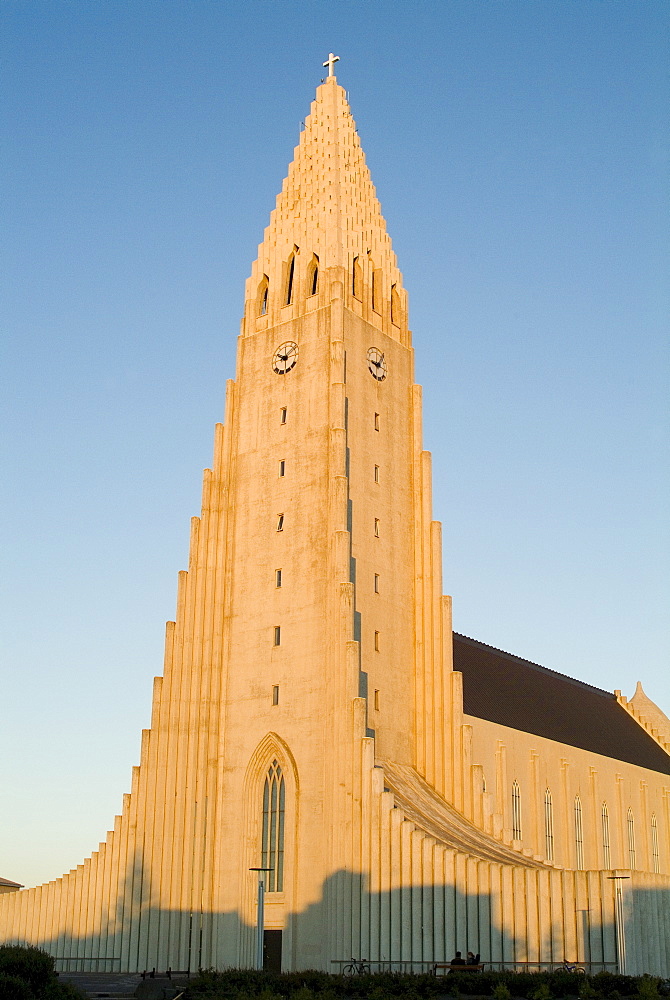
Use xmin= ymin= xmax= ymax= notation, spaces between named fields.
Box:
xmin=323 ymin=52 xmax=340 ymax=77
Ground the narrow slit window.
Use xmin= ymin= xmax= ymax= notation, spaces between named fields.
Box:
xmin=309 ymin=255 xmax=319 ymax=296
xmin=273 ymin=625 xmax=281 ymax=646
xmin=374 ymin=573 xmax=380 ymax=594
xmin=371 ymin=268 xmax=379 ymax=312
xmin=280 ymin=407 xmax=287 ymax=424
xmin=601 ymin=803 xmax=611 ymax=868
xmin=277 ymin=514 xmax=284 ymax=531
xmin=651 ymin=814 xmax=660 ymax=873
xmin=627 ymin=808 xmax=636 ymax=869
xmin=374 ymin=518 xmax=380 ymax=537
xmin=278 ymin=460 xmax=285 ymax=477
xmin=258 ymin=275 xmax=269 ymax=316
xmin=285 ymin=255 xmax=295 ymax=305
xmin=275 ymin=569 xmax=282 ymax=588
xmin=374 ymin=412 xmax=380 ymax=431
xmin=544 ymin=789 xmax=554 ymax=862
xmin=352 ymin=256 xmax=362 ymax=299
xmin=574 ymin=796 xmax=584 ymax=869
xmin=512 ymin=780 xmax=522 ymax=840
xmin=374 ymin=465 xmax=380 ymax=483
xmin=272 ymin=685 xmax=279 ymax=706
xmin=374 ymin=689 xmax=380 ymax=711
xmin=374 ymin=630 xmax=380 ymax=651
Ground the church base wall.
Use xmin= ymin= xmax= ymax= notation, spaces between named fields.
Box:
xmin=2 ymin=753 xmax=669 ymax=977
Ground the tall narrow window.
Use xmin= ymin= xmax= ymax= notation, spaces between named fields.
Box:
xmin=374 ymin=689 xmax=380 ymax=711
xmin=544 ymin=789 xmax=554 ymax=862
xmin=352 ymin=256 xmax=362 ymax=299
xmin=651 ymin=814 xmax=660 ymax=873
xmin=374 ymin=412 xmax=380 ymax=431
xmin=308 ymin=254 xmax=319 ymax=296
xmin=512 ymin=780 xmax=522 ymax=840
xmin=374 ymin=465 xmax=380 ymax=483
xmin=275 ymin=569 xmax=282 ymax=588
xmin=371 ymin=267 xmax=380 ymax=313
xmin=280 ymin=407 xmax=287 ymax=424
xmin=602 ymin=802 xmax=611 ymax=868
xmin=272 ymin=685 xmax=279 ymax=706
xmin=627 ymin=808 xmax=636 ymax=869
xmin=374 ymin=518 xmax=380 ymax=537
xmin=374 ymin=573 xmax=380 ymax=594
xmin=285 ymin=254 xmax=295 ymax=305
xmin=273 ymin=626 xmax=281 ymax=646
xmin=258 ymin=275 xmax=269 ymax=316
xmin=374 ymin=630 xmax=380 ymax=652
xmin=261 ymin=759 xmax=285 ymax=891
xmin=574 ymin=796 xmax=584 ymax=869
xmin=277 ymin=514 xmax=284 ymax=531
xmin=278 ymin=460 xmax=285 ymax=477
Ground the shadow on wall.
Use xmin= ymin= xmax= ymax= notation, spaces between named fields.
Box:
xmin=3 ymin=860 xmax=668 ymax=977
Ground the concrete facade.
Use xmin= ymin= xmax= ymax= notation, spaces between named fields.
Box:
xmin=2 ymin=74 xmax=669 ymax=976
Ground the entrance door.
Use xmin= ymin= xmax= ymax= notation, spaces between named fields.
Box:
xmin=263 ymin=929 xmax=282 ymax=972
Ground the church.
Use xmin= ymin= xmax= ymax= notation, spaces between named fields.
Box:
xmin=2 ymin=63 xmax=669 ymax=978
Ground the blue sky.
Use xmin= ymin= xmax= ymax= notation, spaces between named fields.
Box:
xmin=1 ymin=1 xmax=668 ymax=888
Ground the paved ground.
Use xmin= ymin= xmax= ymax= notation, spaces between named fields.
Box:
xmin=58 ymin=971 xmax=143 ymax=997
xmin=58 ymin=971 xmax=189 ymax=998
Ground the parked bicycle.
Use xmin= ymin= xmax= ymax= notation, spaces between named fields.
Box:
xmin=342 ymin=958 xmax=371 ymax=975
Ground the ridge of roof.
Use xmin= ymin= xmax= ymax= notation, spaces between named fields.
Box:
xmin=453 ymin=632 xmax=612 ymax=699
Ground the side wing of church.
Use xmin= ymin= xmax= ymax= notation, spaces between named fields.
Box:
xmin=2 ymin=70 xmax=669 ymax=977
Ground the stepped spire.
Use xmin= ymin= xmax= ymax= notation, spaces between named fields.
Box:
xmin=244 ymin=76 xmax=407 ymax=341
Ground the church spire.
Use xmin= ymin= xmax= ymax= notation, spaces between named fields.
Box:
xmin=243 ymin=73 xmax=408 ymax=342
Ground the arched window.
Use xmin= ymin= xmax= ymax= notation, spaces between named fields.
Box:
xmin=627 ymin=808 xmax=636 ymax=870
xmin=574 ymin=796 xmax=584 ymax=869
xmin=601 ymin=802 xmax=611 ymax=869
xmin=262 ymin=759 xmax=285 ymax=891
xmin=391 ymin=283 xmax=401 ymax=326
xmin=258 ymin=275 xmax=269 ymax=316
xmin=285 ymin=254 xmax=296 ymax=305
xmin=512 ymin=780 xmax=522 ymax=840
xmin=544 ymin=789 xmax=554 ymax=862
xmin=308 ymin=255 xmax=319 ymax=296
xmin=352 ymin=256 xmax=362 ymax=299
xmin=651 ymin=814 xmax=660 ymax=873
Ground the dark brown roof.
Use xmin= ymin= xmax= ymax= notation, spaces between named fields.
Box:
xmin=453 ymin=633 xmax=670 ymax=775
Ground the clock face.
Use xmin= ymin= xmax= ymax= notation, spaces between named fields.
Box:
xmin=272 ymin=341 xmax=299 ymax=374
xmin=367 ymin=347 xmax=387 ymax=381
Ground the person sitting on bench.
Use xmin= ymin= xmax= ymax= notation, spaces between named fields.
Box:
xmin=450 ymin=951 xmax=465 ymax=967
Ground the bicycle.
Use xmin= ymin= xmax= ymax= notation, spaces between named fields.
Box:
xmin=342 ymin=958 xmax=371 ymax=975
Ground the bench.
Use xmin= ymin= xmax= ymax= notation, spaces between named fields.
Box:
xmin=433 ymin=963 xmax=485 ymax=975
xmin=141 ymin=969 xmax=190 ymax=980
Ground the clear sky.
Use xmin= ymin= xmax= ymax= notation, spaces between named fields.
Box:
xmin=1 ymin=1 xmax=668 ymax=889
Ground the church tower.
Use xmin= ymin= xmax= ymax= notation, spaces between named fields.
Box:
xmin=197 ymin=65 xmax=455 ymax=968
xmin=3 ymin=64 xmax=669 ymax=978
